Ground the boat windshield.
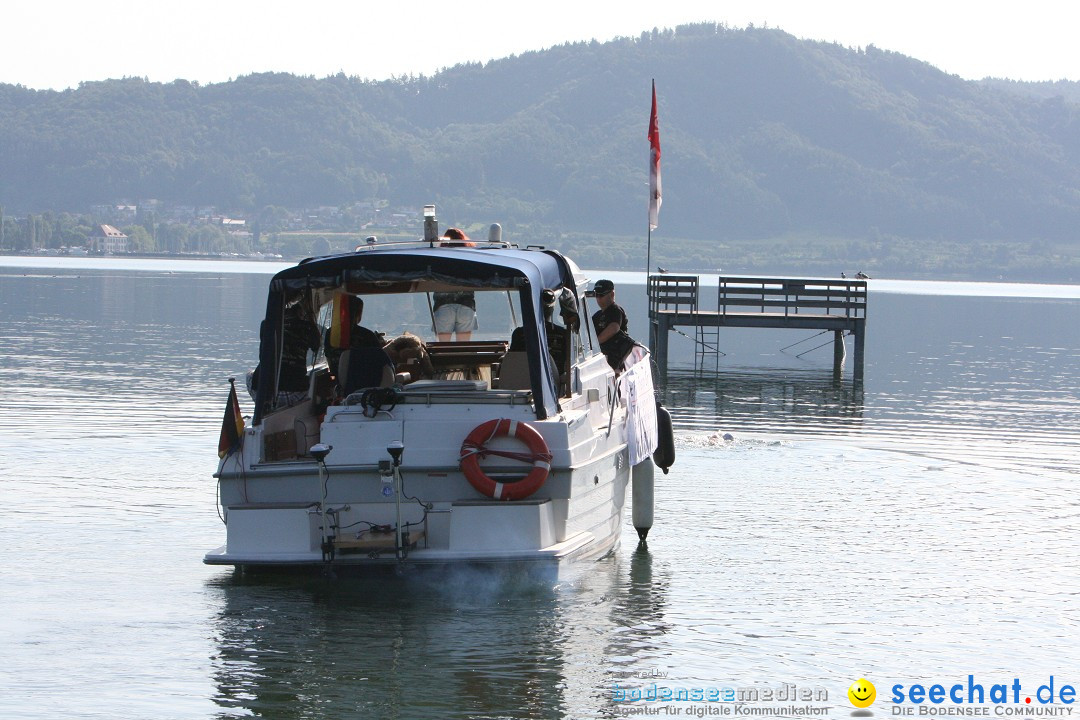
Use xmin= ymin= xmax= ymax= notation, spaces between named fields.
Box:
xmin=326 ymin=288 xmax=523 ymax=343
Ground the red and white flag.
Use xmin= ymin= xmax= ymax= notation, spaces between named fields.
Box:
xmin=648 ymin=80 xmax=662 ymax=231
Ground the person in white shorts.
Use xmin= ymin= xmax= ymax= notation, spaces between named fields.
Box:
xmin=433 ymin=291 xmax=477 ymax=341
xmin=434 ymin=228 xmax=478 ymax=341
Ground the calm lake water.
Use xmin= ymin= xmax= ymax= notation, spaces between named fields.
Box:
xmin=1 ymin=257 xmax=1079 ymax=720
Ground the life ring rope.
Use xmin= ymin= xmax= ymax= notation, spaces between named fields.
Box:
xmin=461 ymin=420 xmax=553 ymax=465
xmin=460 ymin=419 xmax=552 ymax=500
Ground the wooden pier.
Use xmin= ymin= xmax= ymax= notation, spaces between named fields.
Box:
xmin=647 ymin=274 xmax=867 ymax=379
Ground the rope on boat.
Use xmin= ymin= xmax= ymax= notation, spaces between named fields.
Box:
xmin=460 ymin=420 xmax=552 ymax=465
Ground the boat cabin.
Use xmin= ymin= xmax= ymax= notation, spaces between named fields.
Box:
xmin=250 ymin=244 xmax=605 ymax=462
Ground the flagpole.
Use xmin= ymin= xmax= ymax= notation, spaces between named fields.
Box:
xmin=646 ymin=226 xmax=652 ymax=281
xmin=647 ymin=79 xmax=661 ymax=282
xmin=647 ymin=78 xmax=653 ymax=280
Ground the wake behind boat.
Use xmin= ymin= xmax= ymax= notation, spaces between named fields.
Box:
xmin=205 ymin=208 xmax=673 ymax=571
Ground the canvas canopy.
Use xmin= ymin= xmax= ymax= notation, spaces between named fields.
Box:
xmin=253 ymin=246 xmax=580 ymax=423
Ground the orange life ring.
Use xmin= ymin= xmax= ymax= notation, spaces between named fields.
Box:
xmin=460 ymin=419 xmax=552 ymax=500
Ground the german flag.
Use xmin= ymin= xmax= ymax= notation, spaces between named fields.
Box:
xmin=218 ymin=378 xmax=245 ymax=458
xmin=328 ymin=291 xmax=352 ymax=349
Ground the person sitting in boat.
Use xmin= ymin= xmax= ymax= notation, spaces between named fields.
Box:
xmin=433 ymin=228 xmax=478 ymax=341
xmin=591 ymin=279 xmax=638 ymax=371
xmin=321 ymin=293 xmax=363 ymax=384
xmin=383 ymin=332 xmax=435 ymax=382
xmin=509 ymin=288 xmax=570 ymax=372
xmin=338 ymin=298 xmax=395 ymax=396
xmin=246 ymin=290 xmax=321 ymax=406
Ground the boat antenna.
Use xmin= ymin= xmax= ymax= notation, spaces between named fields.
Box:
xmin=423 ymin=205 xmax=438 ymax=246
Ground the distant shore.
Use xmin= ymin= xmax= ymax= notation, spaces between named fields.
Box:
xmin=3 ymin=253 xmax=1079 ymax=296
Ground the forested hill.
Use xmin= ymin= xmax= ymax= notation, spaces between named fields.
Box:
xmin=2 ymin=22 xmax=1079 ymax=275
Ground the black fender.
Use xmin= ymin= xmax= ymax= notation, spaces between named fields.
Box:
xmin=653 ymin=401 xmax=675 ymax=474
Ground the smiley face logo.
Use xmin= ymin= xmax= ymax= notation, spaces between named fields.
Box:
xmin=848 ymin=678 xmax=876 ymax=708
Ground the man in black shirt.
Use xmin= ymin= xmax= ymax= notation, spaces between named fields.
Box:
xmin=338 ymin=297 xmax=395 ymax=395
xmin=591 ymin=279 xmax=637 ymax=370
xmin=279 ymin=293 xmax=322 ymax=391
xmin=248 ymin=291 xmax=321 ymax=406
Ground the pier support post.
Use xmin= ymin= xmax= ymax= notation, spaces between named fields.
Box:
xmin=654 ymin=315 xmax=670 ymax=379
xmin=832 ymin=330 xmax=846 ymax=378
xmin=853 ymin=319 xmax=866 ymax=383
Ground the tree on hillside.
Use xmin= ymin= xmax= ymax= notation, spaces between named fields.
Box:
xmin=122 ymin=224 xmax=154 ymax=252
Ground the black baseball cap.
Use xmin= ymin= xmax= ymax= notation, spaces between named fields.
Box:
xmin=593 ymin=279 xmax=614 ymax=296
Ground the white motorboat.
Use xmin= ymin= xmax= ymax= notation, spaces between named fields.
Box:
xmin=205 ymin=210 xmax=672 ymax=571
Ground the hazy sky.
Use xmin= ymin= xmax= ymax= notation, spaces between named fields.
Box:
xmin=5 ymin=0 xmax=1078 ymax=90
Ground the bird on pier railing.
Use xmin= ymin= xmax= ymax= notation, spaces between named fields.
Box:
xmin=657 ymin=266 xmax=668 ymax=274
xmin=841 ymin=272 xmax=847 ymax=278
xmin=855 ymin=271 xmax=870 ymax=279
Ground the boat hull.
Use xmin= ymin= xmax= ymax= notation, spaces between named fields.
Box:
xmin=206 ymin=403 xmax=630 ymax=571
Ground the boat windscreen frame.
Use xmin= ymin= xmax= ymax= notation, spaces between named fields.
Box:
xmin=252 ymin=247 xmax=577 ymax=424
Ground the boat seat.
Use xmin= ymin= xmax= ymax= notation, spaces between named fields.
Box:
xmin=494 ymin=351 xmax=558 ymax=391
xmin=339 ymin=346 xmax=392 ymax=396
xmin=309 ymin=366 xmax=335 ymax=414
xmin=493 ymin=352 xmax=531 ymax=390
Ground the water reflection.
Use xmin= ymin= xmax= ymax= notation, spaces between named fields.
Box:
xmin=208 ymin=568 xmax=569 ymax=720
xmin=604 ymin=545 xmax=671 ymax=671
xmin=660 ymin=367 xmax=865 ymax=435
xmin=206 ymin=539 xmax=680 ymax=720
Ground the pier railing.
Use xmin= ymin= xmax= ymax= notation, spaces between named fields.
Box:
xmin=647 ymin=275 xmax=866 ymax=318
xmin=715 ymin=276 xmax=866 ymax=318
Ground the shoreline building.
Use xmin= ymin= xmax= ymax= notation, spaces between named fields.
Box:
xmin=89 ymin=224 xmax=129 ymax=254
